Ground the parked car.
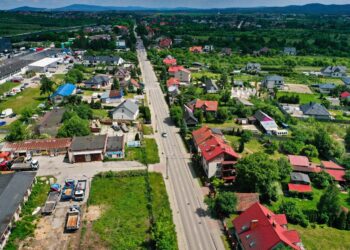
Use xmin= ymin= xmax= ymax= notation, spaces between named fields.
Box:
xmin=0 ymin=121 xmax=6 ymax=126
xmin=9 ymin=113 xmax=16 ymax=118
xmin=120 ymin=123 xmax=129 ymax=133
xmin=65 ymin=205 xmax=81 ymax=231
xmin=111 ymin=124 xmax=120 ymax=131
xmin=162 ymin=132 xmax=168 ymax=138
xmin=0 ymin=108 xmax=14 ymax=118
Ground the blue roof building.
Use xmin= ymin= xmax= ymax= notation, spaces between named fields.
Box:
xmin=51 ymin=83 xmax=76 ymax=104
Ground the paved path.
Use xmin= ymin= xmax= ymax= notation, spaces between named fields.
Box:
xmin=136 ymin=38 xmax=225 ymax=250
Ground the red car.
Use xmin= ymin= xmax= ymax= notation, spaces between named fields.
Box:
xmin=0 ymin=160 xmax=10 ymax=171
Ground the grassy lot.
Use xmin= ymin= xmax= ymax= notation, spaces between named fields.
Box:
xmin=51 ymin=74 xmax=65 ymax=85
xmin=191 ymin=71 xmax=221 ymax=80
xmin=0 ymin=82 xmax=19 ymax=95
xmin=289 ymin=224 xmax=350 ymax=250
xmin=0 ymin=87 xmax=45 ymax=114
xmin=329 ymin=110 xmax=350 ymax=121
xmin=276 ymin=92 xmax=322 ymax=104
xmin=142 ymin=124 xmax=153 ymax=135
xmin=4 ymin=177 xmax=50 ymax=250
xmin=88 ymin=172 xmax=176 ymax=250
xmin=125 ymin=138 xmax=160 ymax=164
xmin=92 ymin=109 xmax=109 ymax=119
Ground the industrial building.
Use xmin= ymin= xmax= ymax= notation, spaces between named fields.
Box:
xmin=27 ymin=57 xmax=60 ymax=73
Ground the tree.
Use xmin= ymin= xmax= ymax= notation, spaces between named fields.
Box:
xmin=239 ymin=131 xmax=252 ymax=153
xmin=220 ymin=90 xmax=231 ymax=104
xmin=194 ymin=109 xmax=204 ymax=124
xmin=40 ymin=76 xmax=54 ymax=96
xmin=279 ymin=201 xmax=309 ymax=227
xmin=236 ymin=153 xmax=280 ymax=202
xmin=310 ymin=172 xmax=333 ymax=189
xmin=277 ymin=157 xmax=292 ymax=180
xmin=216 ymin=107 xmax=229 ymax=123
xmin=170 ymin=106 xmax=183 ymax=127
xmin=152 ymin=212 xmax=177 ymax=250
xmin=344 ymin=170 xmax=350 ymax=182
xmin=314 ymin=128 xmax=343 ymax=159
xmin=57 ymin=115 xmax=90 ymax=138
xmin=335 ymin=210 xmax=347 ymax=230
xmin=6 ymin=121 xmax=28 ymax=142
xmin=20 ymin=107 xmax=34 ymax=123
xmin=301 ymin=144 xmax=319 ymax=158
xmin=280 ymin=140 xmax=304 ymax=155
xmin=214 ymin=192 xmax=237 ymax=218
xmin=345 ymin=127 xmax=350 ymax=151
xmin=205 ymin=112 xmax=215 ymax=123
xmin=317 ymin=185 xmax=341 ymax=226
xmin=111 ymin=78 xmax=120 ymax=90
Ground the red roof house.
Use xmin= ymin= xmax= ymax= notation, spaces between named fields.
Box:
xmin=189 ymin=46 xmax=203 ymax=53
xmin=325 ymin=169 xmax=346 ymax=182
xmin=321 ymin=161 xmax=345 ymax=170
xmin=288 ymin=155 xmax=321 ymax=173
xmin=163 ymin=57 xmax=177 ymax=66
xmin=166 ymin=77 xmax=180 ymax=88
xmin=340 ymin=91 xmax=350 ymax=99
xmin=195 ymin=100 xmax=218 ymax=112
xmin=159 ymin=38 xmax=172 ymax=48
xmin=233 ymin=203 xmax=303 ymax=250
xmin=288 ymin=184 xmax=312 ymax=193
xmin=235 ymin=193 xmax=260 ymax=213
xmin=192 ymin=126 xmax=223 ymax=149
xmin=168 ymin=65 xmax=184 ymax=75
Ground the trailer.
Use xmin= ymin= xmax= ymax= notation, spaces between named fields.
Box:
xmin=41 ymin=192 xmax=60 ymax=215
xmin=74 ymin=179 xmax=87 ymax=201
xmin=61 ymin=179 xmax=75 ymax=201
xmin=65 ymin=205 xmax=81 ymax=232
xmin=10 ymin=157 xmax=39 ymax=171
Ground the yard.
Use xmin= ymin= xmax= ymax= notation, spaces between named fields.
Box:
xmin=125 ymin=138 xmax=160 ymax=165
xmin=142 ymin=124 xmax=153 ymax=135
xmin=276 ymin=92 xmax=322 ymax=104
xmin=51 ymin=74 xmax=65 ymax=85
xmin=92 ymin=109 xmax=109 ymax=119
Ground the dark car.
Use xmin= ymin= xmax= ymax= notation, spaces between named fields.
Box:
xmin=9 ymin=113 xmax=16 ymax=118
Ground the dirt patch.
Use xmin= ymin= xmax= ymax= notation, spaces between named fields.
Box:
xmin=84 ymin=205 xmax=103 ymax=222
xmin=284 ymin=83 xmax=313 ymax=94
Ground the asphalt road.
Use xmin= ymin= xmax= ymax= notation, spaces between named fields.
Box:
xmin=136 ymin=38 xmax=225 ymax=250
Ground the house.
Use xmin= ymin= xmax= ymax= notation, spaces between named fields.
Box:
xmin=84 ymin=75 xmax=111 ymax=89
xmin=1 ymin=138 xmax=72 ymax=157
xmin=100 ymin=89 xmax=124 ymax=104
xmin=321 ymin=161 xmax=346 ymax=184
xmin=189 ymin=46 xmax=203 ymax=53
xmin=254 ymin=110 xmax=278 ymax=134
xmin=235 ymin=193 xmax=260 ymax=213
xmin=167 ymin=77 xmax=180 ymax=88
xmin=68 ymin=135 xmax=107 ymax=163
xmin=203 ymin=45 xmax=214 ymax=52
xmin=115 ymin=68 xmax=131 ymax=82
xmin=342 ymin=77 xmax=350 ymax=85
xmin=288 ymin=172 xmax=312 ymax=193
xmin=83 ymin=55 xmax=124 ymax=66
xmin=283 ymin=47 xmax=297 ymax=56
xmin=50 ymin=83 xmax=76 ymax=104
xmin=0 ymin=172 xmax=37 ymax=249
xmin=168 ymin=66 xmax=184 ymax=76
xmin=168 ymin=86 xmax=181 ymax=105
xmin=127 ymin=79 xmax=141 ymax=92
xmin=174 ymin=68 xmax=191 ymax=83
xmin=183 ymin=105 xmax=198 ymax=126
xmin=37 ymin=108 xmax=65 ymax=137
xmin=221 ymin=48 xmax=232 ymax=56
xmin=262 ymin=75 xmax=285 ymax=89
xmin=188 ymin=99 xmax=219 ymax=113
xmin=116 ymin=39 xmax=127 ymax=49
xmin=192 ymin=126 xmax=223 ymax=150
xmin=115 ymin=25 xmax=129 ymax=34
xmin=89 ymin=34 xmax=111 ymax=41
xmin=340 ymin=91 xmax=350 ymax=100
xmin=163 ymin=56 xmax=177 ymax=66
xmin=204 ymin=79 xmax=219 ymax=94
xmin=232 ymin=203 xmax=303 ymax=250
xmin=159 ymin=38 xmax=172 ymax=48
xmin=199 ymin=136 xmax=239 ymax=180
xmin=288 ymin=155 xmax=321 ymax=173
xmin=321 ymin=66 xmax=347 ymax=78
xmin=105 ymin=135 xmax=124 ymax=159
xmin=110 ymin=99 xmax=139 ymax=121
xmin=300 ymin=102 xmax=331 ymax=120
xmin=313 ymin=83 xmax=336 ymax=94
xmin=245 ymin=63 xmax=261 ymax=73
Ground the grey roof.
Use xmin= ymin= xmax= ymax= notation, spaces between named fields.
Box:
xmin=322 ymin=66 xmax=347 ymax=74
xmin=291 ymin=172 xmax=311 ymax=184
xmin=300 ymin=102 xmax=330 ymax=117
xmin=210 ymin=128 xmax=223 ymax=136
xmin=184 ymin=105 xmax=198 ymax=125
xmin=70 ymin=134 xmax=107 ymax=151
xmin=342 ymin=77 xmax=350 ymax=85
xmin=86 ymin=75 xmax=110 ymax=85
xmin=38 ymin=108 xmax=65 ymax=136
xmin=106 ymin=135 xmax=124 ymax=151
xmin=0 ymin=172 xmax=36 ymax=236
xmin=237 ymin=98 xmax=254 ymax=106
xmin=264 ymin=75 xmax=284 ymax=81
xmin=83 ymin=55 xmax=122 ymax=63
xmin=111 ymin=99 xmax=139 ymax=115
xmin=318 ymin=83 xmax=336 ymax=90
xmin=205 ymin=79 xmax=219 ymax=92
xmin=284 ymin=47 xmax=296 ymax=53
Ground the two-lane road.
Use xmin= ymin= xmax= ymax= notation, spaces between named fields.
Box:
xmin=136 ymin=38 xmax=225 ymax=250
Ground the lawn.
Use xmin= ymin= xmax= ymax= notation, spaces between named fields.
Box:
xmin=191 ymin=71 xmax=221 ymax=80
xmin=4 ymin=177 xmax=51 ymax=250
xmin=142 ymin=124 xmax=153 ymax=135
xmin=0 ymin=87 xmax=45 ymax=114
xmin=0 ymin=82 xmax=19 ymax=95
xmin=125 ymin=138 xmax=160 ymax=165
xmin=276 ymin=92 xmax=321 ymax=104
xmin=92 ymin=109 xmax=109 ymax=119
xmin=51 ymin=74 xmax=65 ymax=85
xmin=88 ymin=171 xmax=176 ymax=250
xmin=289 ymin=224 xmax=350 ymax=250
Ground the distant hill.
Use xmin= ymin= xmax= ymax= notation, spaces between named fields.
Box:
xmin=7 ymin=3 xmax=350 ymax=14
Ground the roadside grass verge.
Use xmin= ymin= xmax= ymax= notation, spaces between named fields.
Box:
xmin=4 ymin=177 xmax=50 ymax=250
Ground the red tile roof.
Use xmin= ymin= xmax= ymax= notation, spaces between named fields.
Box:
xmin=130 ymin=79 xmax=140 ymax=88
xmin=288 ymin=184 xmax=313 ymax=193
xmin=235 ymin=193 xmax=260 ymax=212
xmin=325 ymin=169 xmax=346 ymax=182
xmin=192 ymin=126 xmax=220 ymax=146
xmin=233 ymin=203 xmax=302 ymax=250
xmin=199 ymin=136 xmax=239 ymax=162
xmin=321 ymin=161 xmax=345 ymax=170
xmin=163 ymin=58 xmax=177 ymax=65
xmin=109 ymin=90 xmax=123 ymax=98
xmin=288 ymin=155 xmax=310 ymax=167
xmin=159 ymin=38 xmax=172 ymax=48
xmin=189 ymin=46 xmax=203 ymax=53
xmin=166 ymin=77 xmax=180 ymax=88
xmin=2 ymin=138 xmax=72 ymax=152
xmin=195 ymin=100 xmax=218 ymax=112
xmin=340 ymin=91 xmax=350 ymax=99
xmin=168 ymin=65 xmax=184 ymax=73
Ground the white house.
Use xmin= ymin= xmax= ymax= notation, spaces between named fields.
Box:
xmin=110 ymin=99 xmax=139 ymax=121
xmin=174 ymin=68 xmax=191 ymax=83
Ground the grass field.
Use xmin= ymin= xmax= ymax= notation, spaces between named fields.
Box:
xmin=276 ymin=92 xmax=321 ymax=104
xmin=142 ymin=124 xmax=153 ymax=135
xmin=92 ymin=109 xmax=109 ymax=119
xmin=88 ymin=172 xmax=176 ymax=250
xmin=125 ymin=138 xmax=160 ymax=165
xmin=51 ymin=74 xmax=65 ymax=85
xmin=0 ymin=82 xmax=19 ymax=96
xmin=289 ymin=224 xmax=350 ymax=250
xmin=0 ymin=87 xmax=45 ymax=114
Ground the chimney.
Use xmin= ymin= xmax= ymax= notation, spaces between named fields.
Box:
xmin=250 ymin=219 xmax=259 ymax=230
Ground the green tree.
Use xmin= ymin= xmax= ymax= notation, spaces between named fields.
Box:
xmin=301 ymin=144 xmax=319 ymax=158
xmin=216 ymin=107 xmax=229 ymax=123
xmin=170 ymin=106 xmax=183 ymax=127
xmin=112 ymin=78 xmax=120 ymax=90
xmin=40 ymin=76 xmax=54 ymax=96
xmin=310 ymin=172 xmax=333 ymax=189
xmin=194 ymin=109 xmax=204 ymax=124
xmin=278 ymin=201 xmax=309 ymax=227
xmin=335 ymin=210 xmax=347 ymax=230
xmin=277 ymin=157 xmax=292 ymax=180
xmin=214 ymin=192 xmax=237 ymax=218
xmin=57 ymin=115 xmax=90 ymax=138
xmin=345 ymin=127 xmax=350 ymax=151
xmin=317 ymin=185 xmax=341 ymax=226
xmin=280 ymin=140 xmax=304 ymax=155
xmin=152 ymin=212 xmax=177 ymax=250
xmin=6 ymin=121 xmax=28 ymax=142
xmin=220 ymin=90 xmax=231 ymax=104
xmin=20 ymin=107 xmax=34 ymax=123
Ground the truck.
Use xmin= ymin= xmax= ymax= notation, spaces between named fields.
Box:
xmin=61 ymin=179 xmax=75 ymax=201
xmin=41 ymin=191 xmax=60 ymax=215
xmin=10 ymin=157 xmax=39 ymax=171
xmin=0 ymin=108 xmax=13 ymax=118
xmin=65 ymin=205 xmax=81 ymax=232
xmin=74 ymin=179 xmax=87 ymax=201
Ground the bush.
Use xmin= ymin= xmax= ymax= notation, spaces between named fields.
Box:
xmin=279 ymin=201 xmax=309 ymax=227
xmin=310 ymin=172 xmax=333 ymax=189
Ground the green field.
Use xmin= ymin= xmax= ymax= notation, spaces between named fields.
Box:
xmin=125 ymin=138 xmax=160 ymax=165
xmin=92 ymin=109 xmax=109 ymax=118
xmin=0 ymin=87 xmax=45 ymax=114
xmin=276 ymin=92 xmax=321 ymax=104
xmin=142 ymin=124 xmax=153 ymax=135
xmin=0 ymin=82 xmax=19 ymax=96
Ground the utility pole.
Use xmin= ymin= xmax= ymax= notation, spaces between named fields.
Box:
xmin=166 ymin=155 xmax=169 ymax=179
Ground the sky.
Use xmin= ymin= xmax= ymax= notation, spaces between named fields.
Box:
xmin=1 ymin=0 xmax=350 ymax=9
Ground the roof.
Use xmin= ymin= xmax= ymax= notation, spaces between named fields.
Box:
xmin=235 ymin=193 xmax=260 ymax=212
xmin=86 ymin=75 xmax=110 ymax=85
xmin=342 ymin=77 xmax=350 ymax=85
xmin=322 ymin=66 xmax=347 ymax=74
xmin=198 ymin=136 xmax=239 ymax=162
xmin=233 ymin=202 xmax=302 ymax=250
xmin=52 ymin=83 xmax=76 ymax=97
xmin=184 ymin=105 xmax=198 ymax=125
xmin=205 ymin=79 xmax=219 ymax=92
xmin=28 ymin=57 xmax=59 ymax=67
xmin=288 ymin=155 xmax=310 ymax=167
xmin=321 ymin=161 xmax=344 ymax=170
xmin=167 ymin=77 xmax=180 ymax=88
xmin=340 ymin=91 xmax=350 ymax=99
xmin=70 ymin=135 xmax=107 ymax=152
xmin=194 ymin=100 xmax=218 ymax=112
xmin=288 ymin=184 xmax=312 ymax=193
xmin=163 ymin=57 xmax=177 ymax=65
xmin=106 ymin=135 xmax=124 ymax=151
xmin=168 ymin=65 xmax=184 ymax=73
xmin=254 ymin=110 xmax=273 ymax=122
xmin=264 ymin=75 xmax=284 ymax=81
xmin=38 ymin=108 xmax=66 ymax=136
xmin=2 ymin=138 xmax=72 ymax=152
xmin=300 ymin=102 xmax=330 ymax=117
xmin=159 ymin=38 xmax=172 ymax=47
xmin=189 ymin=46 xmax=203 ymax=52
xmin=291 ymin=172 xmax=311 ymax=183
xmin=83 ymin=55 xmax=123 ymax=63
xmin=325 ymin=169 xmax=346 ymax=182
xmin=0 ymin=172 xmax=36 ymax=237
xmin=192 ymin=126 xmax=223 ymax=146
xmin=111 ymin=99 xmax=139 ymax=115
xmin=318 ymin=83 xmax=336 ymax=90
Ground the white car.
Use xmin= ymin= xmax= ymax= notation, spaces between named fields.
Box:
xmin=162 ymin=132 xmax=168 ymax=138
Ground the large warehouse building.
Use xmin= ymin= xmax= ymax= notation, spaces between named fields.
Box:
xmin=27 ymin=57 xmax=60 ymax=72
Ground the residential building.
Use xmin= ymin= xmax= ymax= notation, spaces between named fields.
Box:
xmin=115 ymin=67 xmax=131 ymax=82
xmin=0 ymin=172 xmax=37 ymax=249
xmin=203 ymin=45 xmax=214 ymax=52
xmin=189 ymin=46 xmax=203 ymax=53
xmin=163 ymin=56 xmax=177 ymax=66
xmin=159 ymin=38 xmax=172 ymax=48
xmin=174 ymin=68 xmax=191 ymax=83
xmin=124 ymin=79 xmax=141 ymax=92
xmin=168 ymin=86 xmax=181 ymax=105
xmin=68 ymin=135 xmax=107 ymax=163
xmin=235 ymin=193 xmax=260 ymax=213
xmin=37 ymin=108 xmax=65 ymax=137
xmin=340 ymin=91 xmax=350 ymax=100
xmin=167 ymin=77 xmax=180 ymax=88
xmin=300 ymin=102 xmax=331 ymax=120
xmin=100 ymin=89 xmax=124 ymax=104
xmin=321 ymin=66 xmax=347 ymax=78
xmin=204 ymin=79 xmax=219 ymax=94
xmin=288 ymin=155 xmax=321 ymax=173
xmin=192 ymin=126 xmax=223 ymax=150
xmin=50 ymin=83 xmax=76 ymax=104
xmin=261 ymin=75 xmax=285 ymax=89
xmin=105 ymin=135 xmax=125 ymax=159
xmin=110 ymin=99 xmax=139 ymax=121
xmin=83 ymin=55 xmax=124 ymax=66
xmin=168 ymin=66 xmax=184 ymax=76
xmin=313 ymin=83 xmax=336 ymax=94
xmin=342 ymin=77 xmax=350 ymax=85
xmin=183 ymin=105 xmax=198 ymax=126
xmin=288 ymin=172 xmax=312 ymax=193
xmin=245 ymin=63 xmax=261 ymax=73
xmin=283 ymin=47 xmax=297 ymax=55
xmin=232 ymin=203 xmax=303 ymax=250
xmin=321 ymin=161 xmax=346 ymax=184
xmin=187 ymin=99 xmax=219 ymax=113
xmin=116 ymin=39 xmax=127 ymax=49
xmin=84 ymin=75 xmax=111 ymax=89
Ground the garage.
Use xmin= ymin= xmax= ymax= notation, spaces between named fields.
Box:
xmin=91 ymin=154 xmax=102 ymax=161
xmin=68 ymin=135 xmax=107 ymax=163
xmin=74 ymin=155 xmax=86 ymax=163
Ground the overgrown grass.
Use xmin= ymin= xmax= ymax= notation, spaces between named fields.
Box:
xmin=4 ymin=177 xmax=50 ymax=250
xmin=125 ymin=138 xmax=160 ymax=165
xmin=92 ymin=109 xmax=108 ymax=119
xmin=276 ymin=92 xmax=322 ymax=104
xmin=0 ymin=82 xmax=19 ymax=96
xmin=142 ymin=124 xmax=153 ymax=135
